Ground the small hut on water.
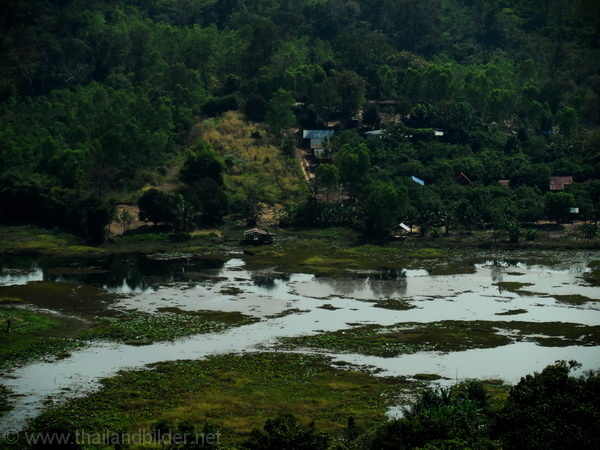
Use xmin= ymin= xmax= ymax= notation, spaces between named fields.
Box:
xmin=242 ymin=228 xmax=275 ymax=245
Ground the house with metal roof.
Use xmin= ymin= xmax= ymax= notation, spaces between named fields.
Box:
xmin=303 ymin=129 xmax=334 ymax=158
xmin=365 ymin=129 xmax=384 ymax=139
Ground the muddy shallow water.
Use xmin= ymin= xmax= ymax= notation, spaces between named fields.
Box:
xmin=1 ymin=253 xmax=599 ymax=431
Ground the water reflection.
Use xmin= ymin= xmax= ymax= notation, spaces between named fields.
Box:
xmin=251 ymin=273 xmax=291 ymax=290
xmin=0 ymin=253 xmax=226 ymax=293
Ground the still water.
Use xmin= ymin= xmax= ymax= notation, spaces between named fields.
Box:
xmin=1 ymin=252 xmax=599 ymax=431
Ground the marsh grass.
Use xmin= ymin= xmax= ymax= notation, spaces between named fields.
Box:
xmin=552 ymin=294 xmax=597 ymax=305
xmin=495 ymin=309 xmax=528 ymax=316
xmin=0 ymin=306 xmax=82 ymax=369
xmin=85 ymin=310 xmax=258 ymax=344
xmin=277 ymin=321 xmax=600 ymax=356
xmin=27 ymin=353 xmax=410 ymax=447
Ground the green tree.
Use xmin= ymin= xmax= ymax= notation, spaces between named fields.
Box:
xmin=493 ymin=361 xmax=600 ymax=450
xmin=361 ymin=180 xmax=406 ymax=240
xmin=544 ymin=192 xmax=575 ymax=224
xmin=243 ymin=413 xmax=329 ymax=450
xmin=118 ymin=209 xmax=134 ymax=233
xmin=180 ymin=141 xmax=225 ymax=186
xmin=138 ymin=188 xmax=176 ymax=226
xmin=555 ymin=106 xmax=578 ymax=138
xmin=335 ymin=143 xmax=371 ymax=199
xmin=266 ymin=89 xmax=296 ymax=144
xmin=369 ymin=383 xmax=495 ymax=449
xmin=314 ymin=164 xmax=340 ymax=201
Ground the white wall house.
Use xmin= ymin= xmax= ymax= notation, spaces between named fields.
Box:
xmin=303 ymin=130 xmax=334 ymax=158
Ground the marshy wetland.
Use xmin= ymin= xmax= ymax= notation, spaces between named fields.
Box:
xmin=0 ymin=239 xmax=599 ymax=446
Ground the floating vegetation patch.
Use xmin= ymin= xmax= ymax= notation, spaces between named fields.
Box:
xmin=427 ymin=263 xmax=477 ymax=275
xmin=219 ymin=286 xmax=244 ymax=296
xmin=277 ymin=321 xmax=600 ymax=356
xmin=277 ymin=325 xmax=436 ymax=357
xmin=318 ymin=303 xmax=342 ymax=310
xmin=552 ymin=294 xmax=597 ymax=305
xmin=265 ymin=308 xmax=310 ymax=319
xmin=412 ymin=373 xmax=447 ymax=381
xmin=85 ymin=310 xmax=258 ymax=344
xmin=494 ymin=282 xmax=535 ymax=294
xmin=496 ymin=309 xmax=528 ymax=316
xmin=371 ymin=299 xmax=414 ymax=311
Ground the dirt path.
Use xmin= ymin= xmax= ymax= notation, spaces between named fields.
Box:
xmin=295 ymin=147 xmax=315 ymax=183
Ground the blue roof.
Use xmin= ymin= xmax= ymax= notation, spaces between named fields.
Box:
xmin=303 ymin=130 xmax=334 ymax=139
xmin=411 ymin=176 xmax=425 ymax=185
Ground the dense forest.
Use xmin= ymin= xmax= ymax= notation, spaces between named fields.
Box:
xmin=1 ymin=0 xmax=599 ymax=240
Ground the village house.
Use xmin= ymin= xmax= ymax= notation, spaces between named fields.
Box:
xmin=549 ymin=176 xmax=573 ymax=191
xmin=302 ymin=129 xmax=334 ymax=158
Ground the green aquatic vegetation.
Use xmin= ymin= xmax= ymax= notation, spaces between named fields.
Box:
xmin=493 ymin=282 xmax=535 ymax=294
xmin=277 ymin=321 xmax=600 ymax=357
xmin=552 ymin=294 xmax=596 ymax=305
xmin=371 ymin=299 xmax=414 ymax=311
xmin=265 ymin=308 xmax=310 ymax=319
xmin=27 ymin=353 xmax=411 ymax=447
xmin=496 ymin=309 xmax=528 ymax=316
xmin=277 ymin=326 xmax=435 ymax=357
xmin=0 ymin=307 xmax=83 ymax=369
xmin=219 ymin=286 xmax=245 ymax=296
xmin=505 ymin=322 xmax=600 ymax=347
xmin=412 ymin=373 xmax=446 ymax=381
xmin=85 ymin=310 xmax=258 ymax=344
xmin=408 ymin=248 xmax=447 ymax=259
xmin=0 ymin=385 xmax=10 ymax=416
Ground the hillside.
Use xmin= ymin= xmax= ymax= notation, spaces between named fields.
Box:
xmin=0 ymin=0 xmax=599 ymax=241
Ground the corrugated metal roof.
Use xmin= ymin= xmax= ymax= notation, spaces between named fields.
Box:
xmin=303 ymin=130 xmax=334 ymax=139
xmin=244 ymin=228 xmax=274 ymax=236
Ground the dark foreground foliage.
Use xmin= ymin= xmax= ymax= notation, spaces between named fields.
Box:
xmin=241 ymin=362 xmax=600 ymax=450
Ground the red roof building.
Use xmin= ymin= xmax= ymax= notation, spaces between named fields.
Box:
xmin=549 ymin=176 xmax=573 ymax=191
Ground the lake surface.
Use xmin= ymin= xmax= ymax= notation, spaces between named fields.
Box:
xmin=1 ymin=252 xmax=599 ymax=431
